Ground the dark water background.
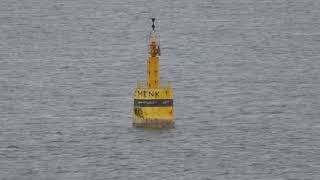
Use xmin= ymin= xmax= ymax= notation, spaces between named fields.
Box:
xmin=1 ymin=0 xmax=320 ymax=179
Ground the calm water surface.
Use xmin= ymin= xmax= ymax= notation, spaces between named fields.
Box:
xmin=1 ymin=0 xmax=320 ymax=179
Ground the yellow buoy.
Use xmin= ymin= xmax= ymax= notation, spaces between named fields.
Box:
xmin=133 ymin=18 xmax=175 ymax=128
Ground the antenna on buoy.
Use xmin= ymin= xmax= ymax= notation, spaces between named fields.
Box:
xmin=149 ymin=18 xmax=160 ymax=57
xmin=149 ymin=18 xmax=161 ymax=56
xmin=151 ymin=18 xmax=156 ymax=31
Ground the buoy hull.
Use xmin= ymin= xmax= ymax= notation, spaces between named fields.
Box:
xmin=133 ymin=88 xmax=175 ymax=128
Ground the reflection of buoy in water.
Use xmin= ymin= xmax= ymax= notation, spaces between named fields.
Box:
xmin=132 ymin=18 xmax=175 ymax=128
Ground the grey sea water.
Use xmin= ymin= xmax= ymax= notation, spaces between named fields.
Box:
xmin=1 ymin=0 xmax=320 ymax=179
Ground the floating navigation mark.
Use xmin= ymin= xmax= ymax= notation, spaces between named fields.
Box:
xmin=132 ymin=18 xmax=175 ymax=128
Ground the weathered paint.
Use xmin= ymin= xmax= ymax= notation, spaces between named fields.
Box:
xmin=133 ymin=106 xmax=175 ymax=121
xmin=133 ymin=88 xmax=175 ymax=128
xmin=148 ymin=57 xmax=160 ymax=88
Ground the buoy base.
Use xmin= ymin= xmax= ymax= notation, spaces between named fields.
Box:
xmin=133 ymin=88 xmax=175 ymax=129
xmin=133 ymin=120 xmax=174 ymax=129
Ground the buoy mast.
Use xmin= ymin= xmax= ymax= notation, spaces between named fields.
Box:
xmin=148 ymin=18 xmax=160 ymax=89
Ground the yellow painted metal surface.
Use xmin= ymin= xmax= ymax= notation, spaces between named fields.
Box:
xmin=133 ymin=107 xmax=175 ymax=122
xmin=133 ymin=88 xmax=175 ymax=122
xmin=148 ymin=57 xmax=160 ymax=88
